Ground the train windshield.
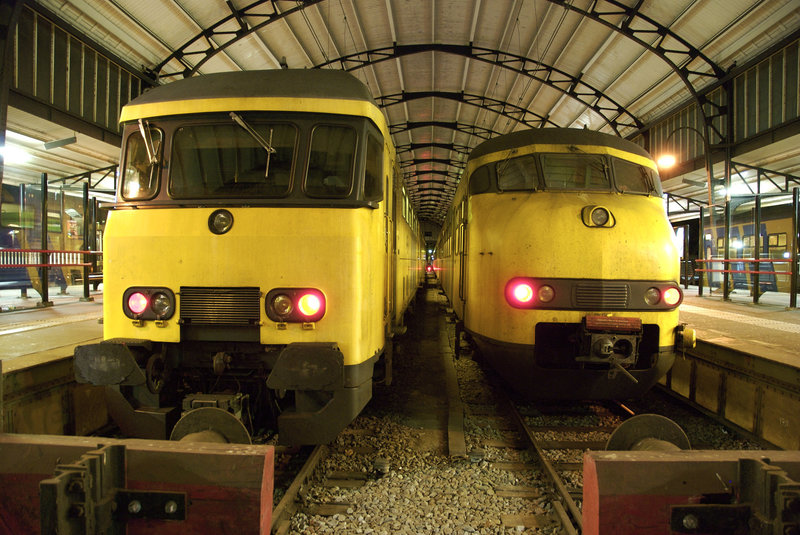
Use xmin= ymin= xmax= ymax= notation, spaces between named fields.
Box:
xmin=121 ymin=126 xmax=162 ymax=200
xmin=613 ymin=158 xmax=661 ymax=195
xmin=304 ymin=125 xmax=356 ymax=198
xmin=497 ymin=154 xmax=538 ymax=191
xmin=541 ymin=154 xmax=610 ymax=190
xmin=170 ymin=122 xmax=297 ymax=198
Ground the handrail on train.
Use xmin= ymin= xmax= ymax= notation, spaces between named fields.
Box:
xmin=0 ymin=247 xmax=102 ymax=307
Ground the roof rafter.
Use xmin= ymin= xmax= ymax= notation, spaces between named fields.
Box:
xmin=317 ymin=43 xmax=642 ymax=133
xmin=148 ymin=0 xmax=324 ymax=80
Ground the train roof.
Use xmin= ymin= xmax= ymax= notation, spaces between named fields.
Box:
xmin=469 ymin=128 xmax=653 ymax=161
xmin=120 ymin=69 xmax=376 ymax=122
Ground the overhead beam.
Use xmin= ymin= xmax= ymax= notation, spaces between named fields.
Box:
xmin=395 ymin=142 xmax=471 ymax=156
xmin=390 ymin=120 xmax=498 ymax=140
xmin=316 ymin=43 xmax=642 ymax=133
xmin=378 ymin=91 xmax=559 ymax=131
xmin=149 ymin=0 xmax=324 ymax=80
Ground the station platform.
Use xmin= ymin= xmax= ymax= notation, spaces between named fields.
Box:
xmin=679 ymin=285 xmax=800 ymax=367
xmin=0 ymin=285 xmax=103 ymax=368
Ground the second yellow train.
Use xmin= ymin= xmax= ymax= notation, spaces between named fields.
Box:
xmin=435 ymin=128 xmax=695 ymax=399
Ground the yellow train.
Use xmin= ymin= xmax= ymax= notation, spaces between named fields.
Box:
xmin=75 ymin=69 xmax=424 ymax=445
xmin=435 ymin=128 xmax=694 ymax=399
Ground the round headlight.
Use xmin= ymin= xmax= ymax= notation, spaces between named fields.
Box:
xmin=272 ymin=294 xmax=293 ymax=316
xmin=537 ymin=285 xmax=555 ymax=303
xmin=209 ymin=209 xmax=234 ymax=234
xmin=151 ymin=292 xmax=172 ymax=317
xmin=591 ymin=207 xmax=610 ymax=226
xmin=644 ymin=287 xmax=661 ymax=306
xmin=663 ymin=287 xmax=682 ymax=306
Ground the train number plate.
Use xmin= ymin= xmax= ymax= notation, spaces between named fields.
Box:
xmin=585 ymin=315 xmax=642 ymax=333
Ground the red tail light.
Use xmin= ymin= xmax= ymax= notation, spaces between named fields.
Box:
xmin=505 ymin=278 xmax=556 ymax=308
xmin=122 ymin=287 xmax=176 ymax=320
xmin=426 ymin=265 xmax=433 ymax=273
xmin=127 ymin=292 xmax=149 ymax=315
xmin=512 ymin=282 xmax=535 ymax=303
xmin=506 ymin=278 xmax=535 ymax=308
xmin=298 ymin=292 xmax=322 ymax=317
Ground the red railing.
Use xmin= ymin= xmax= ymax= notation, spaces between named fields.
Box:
xmin=694 ymin=258 xmax=792 ymax=277
xmin=0 ymin=248 xmax=100 ymax=268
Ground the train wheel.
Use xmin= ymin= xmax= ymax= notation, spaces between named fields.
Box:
xmin=145 ymin=354 xmax=166 ymax=394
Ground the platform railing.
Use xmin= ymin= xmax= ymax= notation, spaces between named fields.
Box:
xmin=0 ymin=247 xmax=102 ymax=307
xmin=694 ymin=257 xmax=794 ymax=306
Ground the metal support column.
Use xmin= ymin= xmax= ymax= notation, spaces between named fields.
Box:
xmin=753 ymin=195 xmax=761 ymax=304
xmin=81 ymin=182 xmax=93 ymax=301
xmin=37 ymin=173 xmax=53 ymax=307
xmin=723 ymin=201 xmax=731 ymax=301
xmin=791 ymin=188 xmax=798 ymax=309
xmin=683 ymin=225 xmax=690 ymax=289
xmin=698 ymin=207 xmax=705 ymax=297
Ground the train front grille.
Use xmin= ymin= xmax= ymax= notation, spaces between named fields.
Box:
xmin=179 ymin=286 xmax=261 ymax=326
xmin=573 ymin=282 xmax=629 ymax=309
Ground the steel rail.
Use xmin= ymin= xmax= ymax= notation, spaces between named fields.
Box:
xmin=270 ymin=444 xmax=327 ymax=535
xmin=503 ymin=395 xmax=583 ymax=533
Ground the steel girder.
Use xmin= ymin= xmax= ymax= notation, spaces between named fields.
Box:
xmin=395 ymin=142 xmax=471 ymax=157
xmin=390 ymin=121 xmax=498 ymax=139
xmin=378 ymin=91 xmax=560 ymax=131
xmin=400 ymin=157 xmax=466 ymax=170
xmin=545 ymin=0 xmax=729 ymax=174
xmin=148 ymin=0 xmax=324 ymax=80
xmin=318 ymin=43 xmax=642 ymax=134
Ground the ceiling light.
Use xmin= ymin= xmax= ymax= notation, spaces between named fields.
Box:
xmin=43 ymin=135 xmax=77 ymax=150
xmin=656 ymin=154 xmax=676 ymax=168
xmin=0 ymin=144 xmax=33 ymax=165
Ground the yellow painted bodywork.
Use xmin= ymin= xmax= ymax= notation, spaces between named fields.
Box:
xmin=463 ymin=191 xmax=680 ymax=347
xmin=103 ymin=206 xmax=385 ymax=366
xmin=106 ymin=85 xmax=423 ymax=368
xmin=437 ymin=141 xmax=681 ymax=351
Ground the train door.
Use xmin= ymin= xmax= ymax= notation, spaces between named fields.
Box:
xmin=457 ymin=197 xmax=468 ymax=310
xmin=384 ymin=152 xmax=396 ymax=331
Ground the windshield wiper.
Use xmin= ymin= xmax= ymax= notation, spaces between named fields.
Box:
xmin=137 ymin=118 xmax=159 ymax=166
xmin=230 ymin=112 xmax=275 ymax=179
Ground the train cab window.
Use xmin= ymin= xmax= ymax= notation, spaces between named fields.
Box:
xmin=170 ymin=122 xmax=296 ymax=198
xmin=541 ymin=154 xmax=610 ymax=191
xmin=613 ymin=158 xmax=660 ymax=195
xmin=122 ymin=127 xmax=162 ymax=200
xmin=364 ymin=134 xmax=383 ymax=201
xmin=469 ymin=164 xmax=492 ymax=194
xmin=497 ymin=154 xmax=538 ymax=191
xmin=305 ymin=125 xmax=356 ymax=198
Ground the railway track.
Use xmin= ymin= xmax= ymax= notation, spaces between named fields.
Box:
xmin=268 ymin=289 xmax=768 ymax=534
